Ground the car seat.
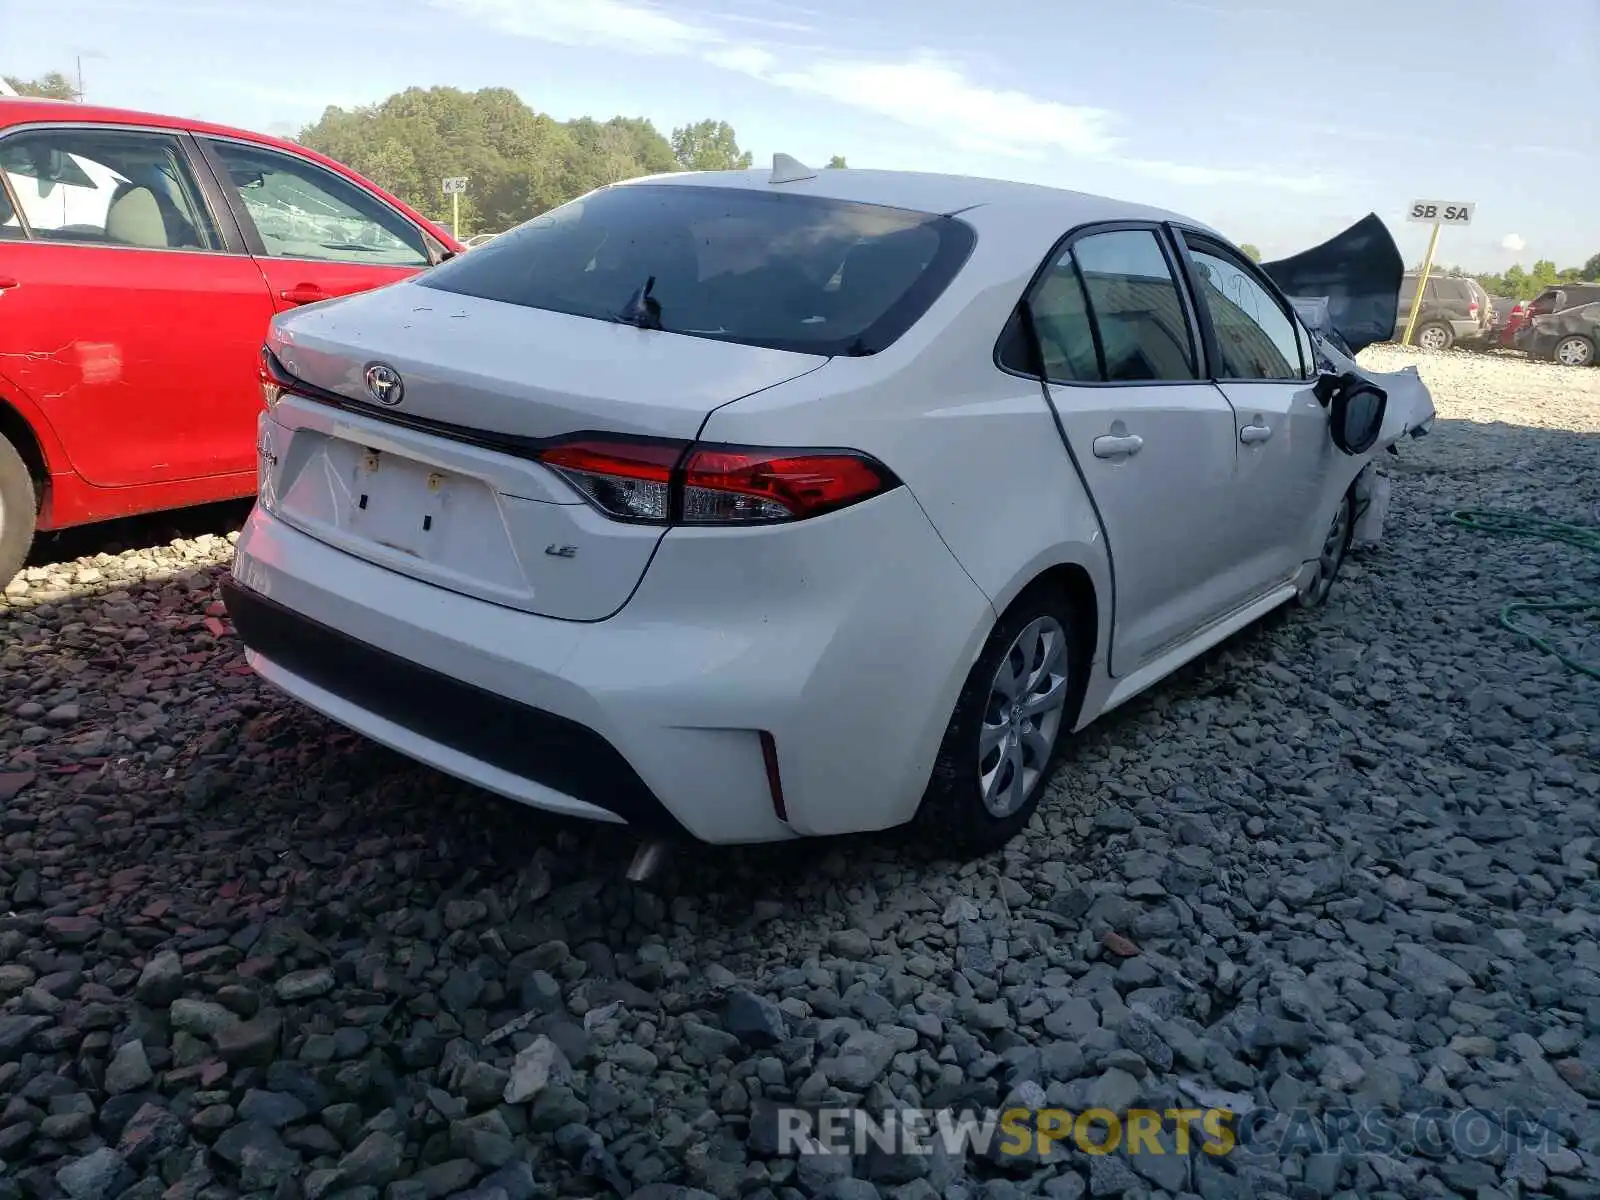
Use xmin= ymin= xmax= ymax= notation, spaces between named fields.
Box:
xmin=104 ymin=174 xmax=202 ymax=249
xmin=104 ymin=186 xmax=170 ymax=248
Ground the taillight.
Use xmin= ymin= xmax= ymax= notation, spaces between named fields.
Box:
xmin=537 ymin=437 xmax=899 ymax=526
xmin=1468 ymin=300 xmax=1479 ymax=316
xmin=260 ymin=347 xmax=287 ymax=411
xmin=537 ymin=439 xmax=680 ymax=522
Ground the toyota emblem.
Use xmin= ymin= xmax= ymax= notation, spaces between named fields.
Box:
xmin=364 ymin=363 xmax=404 ymax=407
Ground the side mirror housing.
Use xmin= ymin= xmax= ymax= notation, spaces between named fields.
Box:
xmin=1317 ymin=371 xmax=1388 ymax=456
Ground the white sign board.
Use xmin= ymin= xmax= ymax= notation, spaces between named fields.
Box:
xmin=442 ymin=176 xmax=468 ymax=195
xmin=1406 ymin=200 xmax=1474 ymax=226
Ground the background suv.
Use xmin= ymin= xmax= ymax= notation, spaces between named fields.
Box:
xmin=1393 ymin=272 xmax=1490 ymax=350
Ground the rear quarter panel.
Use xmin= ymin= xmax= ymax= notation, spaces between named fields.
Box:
xmin=698 ymin=201 xmax=1114 ymax=684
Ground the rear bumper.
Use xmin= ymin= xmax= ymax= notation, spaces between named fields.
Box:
xmin=1449 ymin=318 xmax=1479 ymax=339
xmin=221 ymin=576 xmax=683 ymax=834
xmin=226 ymin=491 xmax=993 ymax=844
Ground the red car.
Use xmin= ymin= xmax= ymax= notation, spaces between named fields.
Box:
xmin=0 ymin=98 xmax=461 ymax=582
xmin=1499 ymin=299 xmax=1531 ymax=346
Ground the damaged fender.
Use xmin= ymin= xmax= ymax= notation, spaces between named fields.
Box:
xmin=1261 ymin=211 xmax=1439 ymax=550
xmin=1314 ymin=336 xmax=1436 ymax=550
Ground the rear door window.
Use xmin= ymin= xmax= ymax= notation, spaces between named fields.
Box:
xmin=0 ymin=127 xmax=221 ymax=251
xmin=417 ymin=183 xmax=976 ymax=356
xmin=1069 ymin=229 xmax=1198 ymax=381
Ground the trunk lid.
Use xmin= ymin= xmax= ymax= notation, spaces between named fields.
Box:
xmin=262 ymin=281 xmax=826 ymax=621
xmin=268 ymin=279 xmax=826 ymax=441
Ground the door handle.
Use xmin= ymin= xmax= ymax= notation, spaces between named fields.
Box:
xmin=0 ymin=276 xmax=19 ymax=291
xmin=1240 ymin=423 xmax=1273 ymax=444
xmin=280 ymin=283 xmax=330 ymax=305
xmin=1091 ymin=433 xmax=1144 ymax=459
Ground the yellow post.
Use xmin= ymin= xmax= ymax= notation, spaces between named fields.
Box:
xmin=1400 ymin=221 xmax=1442 ymax=347
xmin=452 ymin=190 xmax=460 ymax=241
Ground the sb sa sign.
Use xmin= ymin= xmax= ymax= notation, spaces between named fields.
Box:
xmin=1406 ymin=200 xmax=1474 ymax=226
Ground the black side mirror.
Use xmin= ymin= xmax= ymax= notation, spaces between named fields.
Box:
xmin=1322 ymin=373 xmax=1387 ymax=456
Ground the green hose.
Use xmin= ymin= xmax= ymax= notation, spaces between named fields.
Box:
xmin=1446 ymin=508 xmax=1600 ymax=680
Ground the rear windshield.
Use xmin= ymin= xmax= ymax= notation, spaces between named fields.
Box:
xmin=417 ymin=183 xmax=976 ymax=356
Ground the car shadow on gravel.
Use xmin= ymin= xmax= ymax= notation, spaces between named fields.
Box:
xmin=24 ymin=499 xmax=254 ymax=568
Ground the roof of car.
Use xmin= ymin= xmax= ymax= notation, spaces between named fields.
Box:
xmin=620 ymin=163 xmax=1205 ymax=230
xmin=0 ymin=96 xmax=302 ymax=145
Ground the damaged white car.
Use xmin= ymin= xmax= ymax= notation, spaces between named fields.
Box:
xmin=223 ymin=157 xmax=1434 ymax=864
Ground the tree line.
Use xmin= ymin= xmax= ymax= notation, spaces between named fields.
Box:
xmin=6 ymin=71 xmax=1595 ymax=285
xmin=4 ymin=72 xmax=78 ymax=100
xmin=294 ymin=88 xmax=845 ymax=236
xmin=1443 ymin=257 xmax=1600 ymax=303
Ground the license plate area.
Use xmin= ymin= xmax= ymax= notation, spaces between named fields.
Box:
xmin=347 ymin=447 xmax=459 ymax=558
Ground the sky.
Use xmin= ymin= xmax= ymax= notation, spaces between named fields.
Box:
xmin=4 ymin=0 xmax=1596 ymax=271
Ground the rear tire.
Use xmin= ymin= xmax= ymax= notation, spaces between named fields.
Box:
xmin=0 ymin=435 xmax=36 ymax=590
xmin=1555 ymin=335 xmax=1595 ymax=367
xmin=1414 ymin=322 xmax=1453 ymax=352
xmin=918 ymin=585 xmax=1079 ymax=858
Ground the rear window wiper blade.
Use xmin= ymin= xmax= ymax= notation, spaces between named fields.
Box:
xmin=612 ymin=275 xmax=663 ymax=331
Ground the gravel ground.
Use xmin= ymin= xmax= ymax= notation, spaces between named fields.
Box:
xmin=2 ymin=347 xmax=1598 ymax=1200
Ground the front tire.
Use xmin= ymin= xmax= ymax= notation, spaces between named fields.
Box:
xmin=919 ymin=586 xmax=1078 ymax=857
xmin=1296 ymin=489 xmax=1354 ymax=609
xmin=1554 ymin=335 xmax=1595 ymax=367
xmin=1414 ymin=322 xmax=1453 ymax=352
xmin=0 ymin=435 xmax=36 ymax=590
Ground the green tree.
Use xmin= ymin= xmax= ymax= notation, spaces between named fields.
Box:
xmin=827 ymin=155 xmax=847 ymax=168
xmin=1238 ymin=243 xmax=1262 ymax=262
xmin=4 ymin=72 xmax=77 ymax=100
xmin=669 ymin=119 xmax=753 ymax=171
xmin=1583 ymin=252 xmax=1600 ymax=280
xmin=298 ymin=87 xmax=682 ymax=234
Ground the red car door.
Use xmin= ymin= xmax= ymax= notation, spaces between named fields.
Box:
xmin=194 ymin=136 xmax=442 ymax=315
xmin=0 ymin=123 xmax=277 ymax=487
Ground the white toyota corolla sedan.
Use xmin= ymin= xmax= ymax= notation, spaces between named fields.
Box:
xmin=224 ymin=157 xmax=1434 ymax=860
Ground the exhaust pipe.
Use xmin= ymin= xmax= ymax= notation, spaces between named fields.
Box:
xmin=624 ymin=840 xmax=671 ymax=883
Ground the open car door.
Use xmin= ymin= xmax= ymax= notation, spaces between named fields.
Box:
xmin=1260 ymin=213 xmax=1404 ymax=356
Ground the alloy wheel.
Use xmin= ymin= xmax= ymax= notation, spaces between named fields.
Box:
xmin=1556 ymin=337 xmax=1594 ymax=367
xmin=978 ymin=615 xmax=1069 ymax=818
xmin=1417 ymin=325 xmax=1449 ymax=351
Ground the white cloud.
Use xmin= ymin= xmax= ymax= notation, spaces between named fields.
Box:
xmin=437 ymin=0 xmax=720 ymax=54
xmin=433 ymin=0 xmax=1327 ymax=189
xmin=734 ymin=53 xmax=1119 ymax=159
xmin=1501 ymin=233 xmax=1527 ymax=252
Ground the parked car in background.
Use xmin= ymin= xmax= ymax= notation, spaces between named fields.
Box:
xmin=223 ymin=164 xmax=1433 ymax=858
xmin=1514 ymin=283 xmax=1600 ymax=358
xmin=1521 ymin=301 xmax=1599 ymax=367
xmin=1494 ymin=296 xmax=1531 ymax=346
xmin=1393 ymin=271 xmax=1490 ymax=350
xmin=0 ymin=97 xmax=463 ymax=584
